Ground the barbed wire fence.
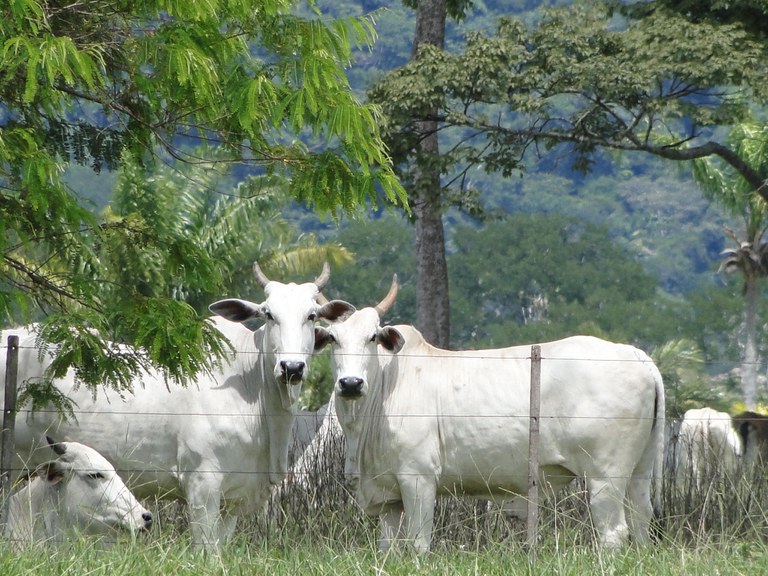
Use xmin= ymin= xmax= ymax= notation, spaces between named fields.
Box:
xmin=1 ymin=335 xmax=768 ymax=550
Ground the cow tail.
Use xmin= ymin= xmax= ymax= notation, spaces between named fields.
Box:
xmin=636 ymin=348 xmax=666 ymax=522
xmin=651 ymin=361 xmax=665 ymax=519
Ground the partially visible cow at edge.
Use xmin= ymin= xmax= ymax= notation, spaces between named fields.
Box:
xmin=313 ymin=277 xmax=666 ymax=553
xmin=1 ymin=263 xmax=355 ymax=547
xmin=733 ymin=411 xmax=768 ymax=465
xmin=4 ymin=437 xmax=152 ymax=549
xmin=675 ymin=407 xmax=741 ymax=490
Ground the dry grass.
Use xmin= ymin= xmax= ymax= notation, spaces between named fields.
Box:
xmin=217 ymin=431 xmax=768 ymax=553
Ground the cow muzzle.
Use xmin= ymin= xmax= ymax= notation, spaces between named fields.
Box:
xmin=337 ymin=376 xmax=364 ymax=398
xmin=280 ymin=360 xmax=306 ymax=384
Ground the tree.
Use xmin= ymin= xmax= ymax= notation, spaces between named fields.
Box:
xmin=363 ymin=0 xmax=474 ymax=347
xmin=376 ymin=3 xmax=767 ymax=192
xmin=106 ymin=152 xmax=352 ymax=314
xmin=1 ymin=0 xmax=405 ymax=390
xmin=405 ymin=0 xmax=450 ymax=347
xmin=692 ymin=120 xmax=768 ymax=408
xmin=370 ymin=1 xmax=768 ymax=340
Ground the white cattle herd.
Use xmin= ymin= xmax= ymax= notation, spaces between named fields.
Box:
xmin=0 ymin=267 xmax=764 ymax=551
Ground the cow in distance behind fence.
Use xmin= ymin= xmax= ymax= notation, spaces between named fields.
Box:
xmin=313 ymin=276 xmax=666 ymax=554
xmin=3 ymin=437 xmax=151 ymax=549
xmin=1 ymin=263 xmax=355 ymax=548
xmin=674 ymin=407 xmax=742 ymax=491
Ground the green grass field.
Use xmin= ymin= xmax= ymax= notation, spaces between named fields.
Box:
xmin=2 ymin=530 xmax=767 ymax=576
xmin=2 ymin=443 xmax=767 ymax=575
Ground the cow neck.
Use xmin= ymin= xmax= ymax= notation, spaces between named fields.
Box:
xmin=8 ymin=477 xmax=62 ymax=544
xmin=228 ymin=325 xmax=269 ymax=406
xmin=256 ymin=322 xmax=297 ymax=484
xmin=356 ymin=346 xmax=392 ymax=447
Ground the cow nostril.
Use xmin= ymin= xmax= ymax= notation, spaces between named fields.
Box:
xmin=280 ymin=360 xmax=305 ymax=381
xmin=338 ymin=377 xmax=364 ymax=396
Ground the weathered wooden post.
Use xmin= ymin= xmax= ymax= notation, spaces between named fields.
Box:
xmin=0 ymin=334 xmax=19 ymax=530
xmin=526 ymin=344 xmax=541 ymax=556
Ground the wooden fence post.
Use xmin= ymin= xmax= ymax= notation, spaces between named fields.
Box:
xmin=526 ymin=344 xmax=541 ymax=556
xmin=0 ymin=334 xmax=19 ymax=530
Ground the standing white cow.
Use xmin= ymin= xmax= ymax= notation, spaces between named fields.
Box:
xmin=4 ymin=437 xmax=152 ymax=548
xmin=314 ymin=279 xmax=665 ymax=553
xmin=675 ymin=407 xmax=741 ymax=490
xmin=1 ymin=263 xmax=354 ymax=547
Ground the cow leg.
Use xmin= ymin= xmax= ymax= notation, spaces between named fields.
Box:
xmin=378 ymin=503 xmax=404 ymax=552
xmin=183 ymin=472 xmax=224 ymax=548
xmin=400 ymin=476 xmax=437 ymax=554
xmin=587 ymin=477 xmax=629 ymax=548
xmin=625 ymin=476 xmax=653 ymax=545
xmin=219 ymin=510 xmax=239 ymax=543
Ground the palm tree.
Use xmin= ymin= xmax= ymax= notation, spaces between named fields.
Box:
xmin=692 ymin=120 xmax=768 ymax=409
xmin=104 ymin=153 xmax=351 ymax=315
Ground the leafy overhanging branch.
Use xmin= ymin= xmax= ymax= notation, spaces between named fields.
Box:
xmin=369 ymin=3 xmax=768 ymax=204
xmin=1 ymin=0 xmax=405 ymax=391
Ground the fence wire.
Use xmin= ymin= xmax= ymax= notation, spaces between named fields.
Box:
xmin=3 ymin=336 xmax=768 ymax=550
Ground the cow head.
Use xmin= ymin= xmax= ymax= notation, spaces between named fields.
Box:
xmin=40 ymin=436 xmax=152 ymax=534
xmin=209 ymin=262 xmax=355 ymax=409
xmin=315 ymin=275 xmax=405 ymax=399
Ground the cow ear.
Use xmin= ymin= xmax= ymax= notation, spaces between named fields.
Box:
xmin=35 ymin=461 xmax=66 ymax=486
xmin=47 ymin=436 xmax=67 ymax=456
xmin=317 ymin=300 xmax=355 ymax=324
xmin=378 ymin=326 xmax=405 ymax=354
xmin=314 ymin=327 xmax=333 ymax=352
xmin=209 ymin=299 xmax=265 ymax=329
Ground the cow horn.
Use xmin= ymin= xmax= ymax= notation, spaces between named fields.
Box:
xmin=374 ymin=274 xmax=398 ymax=317
xmin=316 ymin=293 xmax=329 ymax=305
xmin=253 ymin=262 xmax=271 ymax=287
xmin=314 ymin=262 xmax=331 ymax=290
xmin=47 ymin=436 xmax=67 ymax=456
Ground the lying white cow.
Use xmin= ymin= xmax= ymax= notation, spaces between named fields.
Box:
xmin=2 ymin=263 xmax=354 ymax=547
xmin=675 ymin=407 xmax=741 ymax=490
xmin=4 ymin=437 xmax=151 ymax=548
xmin=314 ymin=279 xmax=665 ymax=553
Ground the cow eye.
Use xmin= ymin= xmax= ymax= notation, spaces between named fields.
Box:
xmin=263 ymin=310 xmax=274 ymax=321
xmin=308 ymin=312 xmax=317 ymax=322
xmin=86 ymin=472 xmax=104 ymax=480
xmin=369 ymin=333 xmax=377 ymax=343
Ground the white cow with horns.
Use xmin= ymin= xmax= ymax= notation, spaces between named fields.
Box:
xmin=1 ymin=263 xmax=355 ymax=547
xmin=313 ymin=277 xmax=666 ymax=553
xmin=4 ymin=436 xmax=152 ymax=548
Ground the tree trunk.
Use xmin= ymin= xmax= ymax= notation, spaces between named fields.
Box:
xmin=411 ymin=0 xmax=450 ymax=347
xmin=742 ymin=277 xmax=759 ymax=409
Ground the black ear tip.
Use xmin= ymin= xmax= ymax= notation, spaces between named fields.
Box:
xmin=47 ymin=436 xmax=66 ymax=455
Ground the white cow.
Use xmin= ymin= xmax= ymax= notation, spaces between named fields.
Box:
xmin=314 ymin=279 xmax=666 ymax=553
xmin=1 ymin=263 xmax=354 ymax=547
xmin=4 ymin=437 xmax=152 ymax=548
xmin=675 ymin=407 xmax=741 ymax=490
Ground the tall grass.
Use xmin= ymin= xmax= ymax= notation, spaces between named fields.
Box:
xmin=2 ymin=432 xmax=768 ymax=574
